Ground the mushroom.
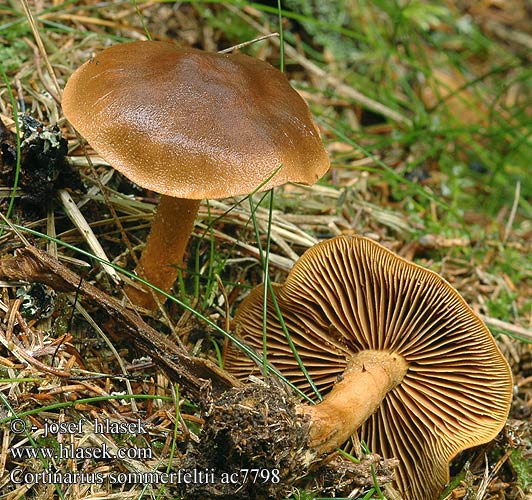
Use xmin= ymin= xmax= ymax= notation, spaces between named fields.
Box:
xmin=224 ymin=235 xmax=513 ymax=500
xmin=62 ymin=41 xmax=329 ymax=309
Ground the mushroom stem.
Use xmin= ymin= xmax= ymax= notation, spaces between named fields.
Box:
xmin=297 ymin=350 xmax=408 ymax=456
xmin=125 ymin=196 xmax=201 ymax=309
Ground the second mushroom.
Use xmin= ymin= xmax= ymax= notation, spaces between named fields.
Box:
xmin=224 ymin=235 xmax=513 ymax=500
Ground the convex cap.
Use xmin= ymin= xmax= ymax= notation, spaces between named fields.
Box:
xmin=62 ymin=40 xmax=330 ymax=198
xmin=226 ymin=235 xmax=513 ymax=500
xmin=62 ymin=41 xmax=329 ymax=309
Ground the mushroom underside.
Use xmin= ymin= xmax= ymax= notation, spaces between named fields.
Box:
xmin=225 ymin=235 xmax=513 ymax=500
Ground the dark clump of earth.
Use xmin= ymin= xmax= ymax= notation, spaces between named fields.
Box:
xmin=175 ymin=380 xmax=312 ymax=499
xmin=0 ymin=115 xmax=83 ymax=216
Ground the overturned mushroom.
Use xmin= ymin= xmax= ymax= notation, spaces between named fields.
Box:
xmin=224 ymin=235 xmax=513 ymax=500
xmin=62 ymin=40 xmax=329 ymax=309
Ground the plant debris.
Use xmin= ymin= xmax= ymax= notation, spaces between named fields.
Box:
xmin=0 ymin=244 xmax=237 ymax=397
xmin=176 ymin=380 xmax=399 ymax=499
xmin=0 ymin=115 xmax=82 ymax=214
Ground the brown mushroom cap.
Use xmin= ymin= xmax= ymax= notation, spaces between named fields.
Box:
xmin=225 ymin=235 xmax=513 ymax=500
xmin=62 ymin=40 xmax=329 ymax=309
xmin=62 ymin=40 xmax=329 ymax=199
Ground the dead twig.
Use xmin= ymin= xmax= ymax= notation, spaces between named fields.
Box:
xmin=58 ymin=189 xmax=121 ymax=284
xmin=0 ymin=245 xmax=239 ymax=398
xmin=0 ymin=323 xmax=71 ymax=377
xmin=481 ymin=314 xmax=532 ymax=342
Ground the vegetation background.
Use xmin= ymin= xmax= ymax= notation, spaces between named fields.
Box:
xmin=0 ymin=0 xmax=530 ymax=499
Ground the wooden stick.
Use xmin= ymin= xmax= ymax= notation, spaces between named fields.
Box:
xmin=0 ymin=246 xmax=239 ymax=397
